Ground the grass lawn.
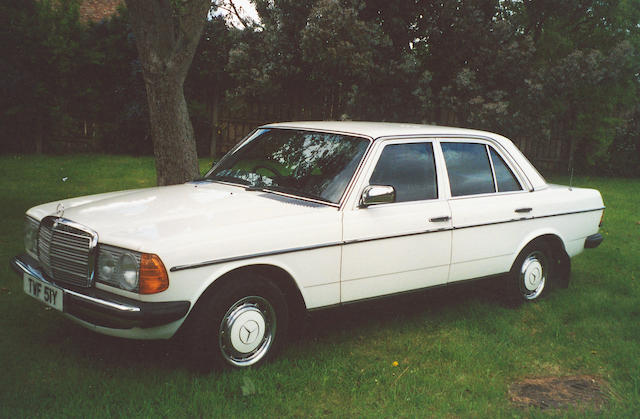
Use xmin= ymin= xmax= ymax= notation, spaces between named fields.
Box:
xmin=0 ymin=154 xmax=638 ymax=417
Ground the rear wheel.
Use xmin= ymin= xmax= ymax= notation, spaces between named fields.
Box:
xmin=518 ymin=249 xmax=548 ymax=300
xmin=508 ymin=241 xmax=552 ymax=302
xmin=187 ymin=274 xmax=288 ymax=371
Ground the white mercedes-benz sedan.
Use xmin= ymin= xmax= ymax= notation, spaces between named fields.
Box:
xmin=12 ymin=121 xmax=604 ymax=369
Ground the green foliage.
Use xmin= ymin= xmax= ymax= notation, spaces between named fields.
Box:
xmin=608 ymin=105 xmax=640 ymax=176
xmin=0 ymin=1 xmax=149 ymax=154
xmin=230 ymin=0 xmax=639 ymax=174
xmin=81 ymin=8 xmax=150 ymax=155
xmin=509 ymin=0 xmax=640 ymax=172
xmin=412 ymin=1 xmax=537 ymax=135
xmin=186 ymin=16 xmax=235 ymax=155
xmin=1 ymin=0 xmax=84 ymax=153
xmin=1 ymin=0 xmax=639 ymax=175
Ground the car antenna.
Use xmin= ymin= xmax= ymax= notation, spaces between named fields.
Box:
xmin=568 ymin=166 xmax=574 ymax=191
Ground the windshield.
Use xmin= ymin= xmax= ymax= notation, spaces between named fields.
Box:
xmin=206 ymin=128 xmax=370 ymax=204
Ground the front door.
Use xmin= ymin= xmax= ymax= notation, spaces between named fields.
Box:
xmin=341 ymin=140 xmax=452 ymax=302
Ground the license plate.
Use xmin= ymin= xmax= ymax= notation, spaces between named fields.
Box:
xmin=23 ymin=273 xmax=63 ymax=312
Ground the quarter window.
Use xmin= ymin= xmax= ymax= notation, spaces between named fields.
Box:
xmin=369 ymin=143 xmax=438 ymax=202
xmin=489 ymin=148 xmax=522 ymax=192
xmin=441 ymin=142 xmax=495 ymax=196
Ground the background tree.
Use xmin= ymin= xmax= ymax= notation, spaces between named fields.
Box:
xmin=1 ymin=0 xmax=638 ymax=176
xmin=80 ymin=8 xmax=150 ymax=155
xmin=124 ymin=0 xmax=212 ymax=185
xmin=507 ymin=0 xmax=640 ymax=170
xmin=186 ymin=16 xmax=235 ymax=158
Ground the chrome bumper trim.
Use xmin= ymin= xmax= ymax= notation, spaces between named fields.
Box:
xmin=13 ymin=256 xmax=140 ymax=313
xmin=12 ymin=254 xmax=191 ymax=330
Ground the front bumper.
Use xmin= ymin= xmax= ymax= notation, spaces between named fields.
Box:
xmin=11 ymin=253 xmax=190 ymax=330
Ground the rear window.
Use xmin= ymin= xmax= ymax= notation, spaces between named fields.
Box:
xmin=441 ymin=142 xmax=494 ymax=197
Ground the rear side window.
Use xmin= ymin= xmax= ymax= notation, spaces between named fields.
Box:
xmin=369 ymin=143 xmax=437 ymax=202
xmin=441 ymin=143 xmax=494 ymax=196
xmin=489 ymin=148 xmax=522 ymax=192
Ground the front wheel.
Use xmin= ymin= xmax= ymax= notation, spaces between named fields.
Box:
xmin=187 ymin=275 xmax=288 ymax=371
xmin=219 ymin=295 xmax=277 ymax=367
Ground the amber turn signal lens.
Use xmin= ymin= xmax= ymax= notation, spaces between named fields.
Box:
xmin=139 ymin=253 xmax=169 ymax=294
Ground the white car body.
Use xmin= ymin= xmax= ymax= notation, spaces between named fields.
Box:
xmin=13 ymin=122 xmax=604 ymax=367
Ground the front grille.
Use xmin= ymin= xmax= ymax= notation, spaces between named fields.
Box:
xmin=37 ymin=216 xmax=98 ymax=287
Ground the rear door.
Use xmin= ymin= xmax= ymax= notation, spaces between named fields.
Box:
xmin=440 ymin=139 xmax=536 ymax=282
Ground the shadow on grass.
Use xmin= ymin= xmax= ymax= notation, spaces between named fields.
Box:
xmin=51 ymin=323 xmax=189 ymax=373
xmin=53 ymin=276 xmax=514 ymax=373
xmin=300 ymin=276 xmax=513 ymax=339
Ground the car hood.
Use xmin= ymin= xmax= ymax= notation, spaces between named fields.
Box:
xmin=27 ymin=182 xmax=339 ymax=255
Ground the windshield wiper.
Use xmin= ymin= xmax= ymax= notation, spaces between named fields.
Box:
xmin=246 ymin=184 xmax=326 ymax=202
xmin=277 ymin=187 xmax=326 ymax=202
xmin=245 ymin=186 xmax=269 ymax=192
xmin=206 ymin=175 xmax=251 ymax=186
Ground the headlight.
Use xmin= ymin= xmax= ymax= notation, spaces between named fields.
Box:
xmin=118 ymin=253 xmax=139 ymax=291
xmin=24 ymin=217 xmax=39 ymax=258
xmin=96 ymin=245 xmax=168 ymax=294
xmin=97 ymin=251 xmax=116 ymax=282
xmin=96 ymin=245 xmax=141 ymax=291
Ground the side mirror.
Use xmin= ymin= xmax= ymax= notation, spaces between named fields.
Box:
xmin=360 ymin=185 xmax=396 ymax=207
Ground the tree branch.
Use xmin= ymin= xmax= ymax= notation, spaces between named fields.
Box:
xmin=170 ymin=0 xmax=212 ymax=80
xmin=227 ymin=0 xmax=250 ymax=29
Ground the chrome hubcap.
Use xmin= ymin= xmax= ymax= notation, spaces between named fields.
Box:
xmin=519 ymin=251 xmax=547 ymax=300
xmin=219 ymin=296 xmax=276 ymax=367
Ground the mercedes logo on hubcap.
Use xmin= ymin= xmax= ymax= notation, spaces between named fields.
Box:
xmin=528 ymin=267 xmax=541 ymax=287
xmin=239 ymin=320 xmax=260 ymax=345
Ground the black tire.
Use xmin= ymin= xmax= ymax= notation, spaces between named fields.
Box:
xmin=507 ymin=241 xmax=553 ymax=303
xmin=187 ymin=274 xmax=288 ymax=371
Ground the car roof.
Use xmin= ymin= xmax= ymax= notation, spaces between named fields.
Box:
xmin=261 ymin=121 xmax=493 ymax=140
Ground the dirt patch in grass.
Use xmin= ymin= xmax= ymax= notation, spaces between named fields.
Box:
xmin=509 ymin=375 xmax=607 ymax=411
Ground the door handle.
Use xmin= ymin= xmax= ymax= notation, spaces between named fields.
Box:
xmin=515 ymin=207 xmax=532 ymax=213
xmin=429 ymin=216 xmax=451 ymax=222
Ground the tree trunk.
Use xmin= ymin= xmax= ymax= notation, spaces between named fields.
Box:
xmin=144 ymin=73 xmax=200 ymax=185
xmin=125 ymin=0 xmax=211 ymax=186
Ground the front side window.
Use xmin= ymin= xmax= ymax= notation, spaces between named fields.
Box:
xmin=369 ymin=142 xmax=437 ymax=202
xmin=441 ymin=142 xmax=495 ymax=197
xmin=206 ymin=129 xmax=370 ymax=204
